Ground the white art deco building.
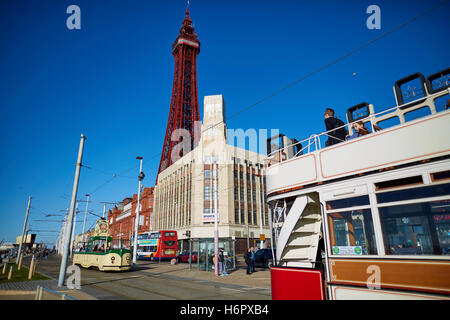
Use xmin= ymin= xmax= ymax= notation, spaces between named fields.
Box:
xmin=153 ymin=95 xmax=270 ymax=253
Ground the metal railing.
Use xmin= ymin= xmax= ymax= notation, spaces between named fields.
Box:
xmin=35 ymin=285 xmax=77 ymax=300
xmin=267 ymin=88 xmax=449 ymax=166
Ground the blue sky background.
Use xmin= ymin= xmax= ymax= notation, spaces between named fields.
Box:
xmin=0 ymin=0 xmax=448 ymax=245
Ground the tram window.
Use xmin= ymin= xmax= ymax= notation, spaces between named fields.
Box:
xmin=326 ymin=195 xmax=369 ymax=210
xmin=376 ymin=116 xmax=400 ymax=130
xmin=431 ymin=170 xmax=450 ymax=182
xmin=328 ymin=209 xmax=377 ymax=255
xmin=379 ymin=200 xmax=450 ymax=255
xmin=404 ymin=106 xmax=431 ymax=122
xmin=376 ymin=183 xmax=450 ymax=203
xmin=375 ymin=176 xmax=423 ymax=191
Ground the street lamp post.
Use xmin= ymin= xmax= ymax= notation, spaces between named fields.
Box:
xmin=255 ymin=168 xmax=265 ymax=249
xmin=132 ymin=156 xmax=144 ymax=267
xmin=69 ymin=202 xmax=78 ymax=257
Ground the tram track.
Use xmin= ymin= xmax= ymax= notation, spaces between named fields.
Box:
xmin=82 ymin=274 xmax=181 ymax=300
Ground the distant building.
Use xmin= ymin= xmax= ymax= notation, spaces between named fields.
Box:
xmin=16 ymin=234 xmax=36 ymax=251
xmin=107 ymin=187 xmax=155 ymax=243
xmin=153 ymin=95 xmax=270 ymax=253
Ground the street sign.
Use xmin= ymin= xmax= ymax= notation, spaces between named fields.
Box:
xmin=260 ymin=234 xmax=266 ymax=241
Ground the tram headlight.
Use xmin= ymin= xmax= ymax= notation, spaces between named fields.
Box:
xmin=111 ymin=256 xmax=115 ymax=264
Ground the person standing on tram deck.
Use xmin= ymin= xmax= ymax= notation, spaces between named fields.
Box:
xmin=324 ymin=108 xmax=347 ymax=146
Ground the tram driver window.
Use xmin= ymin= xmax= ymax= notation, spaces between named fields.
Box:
xmin=327 ymin=209 xmax=378 ymax=255
xmin=379 ymin=200 xmax=450 ymax=255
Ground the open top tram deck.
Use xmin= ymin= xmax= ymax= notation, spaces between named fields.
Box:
xmin=266 ymin=67 xmax=450 ymax=300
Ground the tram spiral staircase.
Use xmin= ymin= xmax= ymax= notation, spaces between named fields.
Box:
xmin=276 ymin=193 xmax=322 ymax=268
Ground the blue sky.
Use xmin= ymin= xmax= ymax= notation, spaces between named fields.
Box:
xmin=0 ymin=0 xmax=448 ymax=245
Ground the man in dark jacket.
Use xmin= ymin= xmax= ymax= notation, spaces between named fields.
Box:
xmin=324 ymin=108 xmax=347 ymax=146
xmin=244 ymin=248 xmax=252 ymax=275
xmin=218 ymin=248 xmax=228 ymax=276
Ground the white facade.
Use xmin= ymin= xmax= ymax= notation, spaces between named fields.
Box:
xmin=154 ymin=95 xmax=270 ymax=245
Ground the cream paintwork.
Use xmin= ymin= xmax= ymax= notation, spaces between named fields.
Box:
xmin=73 ymin=251 xmax=131 ymax=271
xmin=267 ymin=110 xmax=450 ymax=195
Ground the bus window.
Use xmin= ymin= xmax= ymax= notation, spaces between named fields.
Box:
xmin=379 ymin=200 xmax=450 ymax=255
xmin=327 ymin=209 xmax=378 ymax=255
xmin=165 ymin=232 xmax=176 ymax=237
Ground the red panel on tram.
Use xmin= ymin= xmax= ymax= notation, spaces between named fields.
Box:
xmin=271 ymin=267 xmax=324 ymax=300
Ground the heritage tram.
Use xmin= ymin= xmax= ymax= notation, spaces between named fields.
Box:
xmin=266 ymin=67 xmax=450 ymax=299
xmin=73 ymin=219 xmax=132 ymax=271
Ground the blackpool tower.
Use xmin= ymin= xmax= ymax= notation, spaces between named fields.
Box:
xmin=157 ymin=9 xmax=201 ymax=180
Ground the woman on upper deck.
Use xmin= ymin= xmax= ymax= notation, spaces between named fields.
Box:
xmin=346 ymin=121 xmax=370 ymax=141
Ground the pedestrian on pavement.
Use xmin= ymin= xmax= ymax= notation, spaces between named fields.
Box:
xmin=218 ymin=248 xmax=228 ymax=276
xmin=250 ymin=247 xmax=256 ymax=273
xmin=244 ymin=248 xmax=252 ymax=275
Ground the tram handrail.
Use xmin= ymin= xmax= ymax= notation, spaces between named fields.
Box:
xmin=35 ymin=285 xmax=77 ymax=300
xmin=267 ymin=88 xmax=449 ymax=165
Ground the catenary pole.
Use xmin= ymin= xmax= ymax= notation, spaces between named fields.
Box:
xmin=132 ymin=156 xmax=144 ymax=267
xmin=16 ymin=196 xmax=32 ymax=264
xmin=58 ymin=133 xmax=86 ymax=287
xmin=214 ymin=161 xmax=219 ymax=276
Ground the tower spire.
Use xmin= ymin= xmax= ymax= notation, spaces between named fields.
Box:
xmin=156 ymin=9 xmax=201 ymax=181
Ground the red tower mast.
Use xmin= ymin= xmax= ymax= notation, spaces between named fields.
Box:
xmin=157 ymin=9 xmax=201 ymax=180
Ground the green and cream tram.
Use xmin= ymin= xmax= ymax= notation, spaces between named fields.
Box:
xmin=73 ymin=219 xmax=132 ymax=271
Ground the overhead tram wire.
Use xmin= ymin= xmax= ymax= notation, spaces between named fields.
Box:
xmin=199 ymin=0 xmax=450 ymax=135
xmin=97 ymin=0 xmax=450 ymax=188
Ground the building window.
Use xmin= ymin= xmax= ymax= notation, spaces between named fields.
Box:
xmin=204 ymin=185 xmax=211 ymax=200
xmin=235 ymin=207 xmax=240 ymax=224
xmin=204 ymin=169 xmax=211 ymax=179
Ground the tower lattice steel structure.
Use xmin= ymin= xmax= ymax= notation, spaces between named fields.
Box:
xmin=157 ymin=9 xmax=201 ymax=180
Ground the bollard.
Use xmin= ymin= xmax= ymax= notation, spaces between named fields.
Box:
xmin=18 ymin=254 xmax=23 ymax=270
xmin=32 ymin=257 xmax=37 ymax=277
xmin=2 ymin=263 xmax=6 ymax=274
xmin=8 ymin=266 xmax=13 ymax=280
xmin=28 ymin=256 xmax=35 ymax=280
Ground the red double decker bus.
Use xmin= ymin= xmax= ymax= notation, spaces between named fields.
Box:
xmin=137 ymin=230 xmax=177 ymax=261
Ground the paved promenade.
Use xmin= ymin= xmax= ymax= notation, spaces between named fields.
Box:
xmin=0 ymin=255 xmax=271 ymax=300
